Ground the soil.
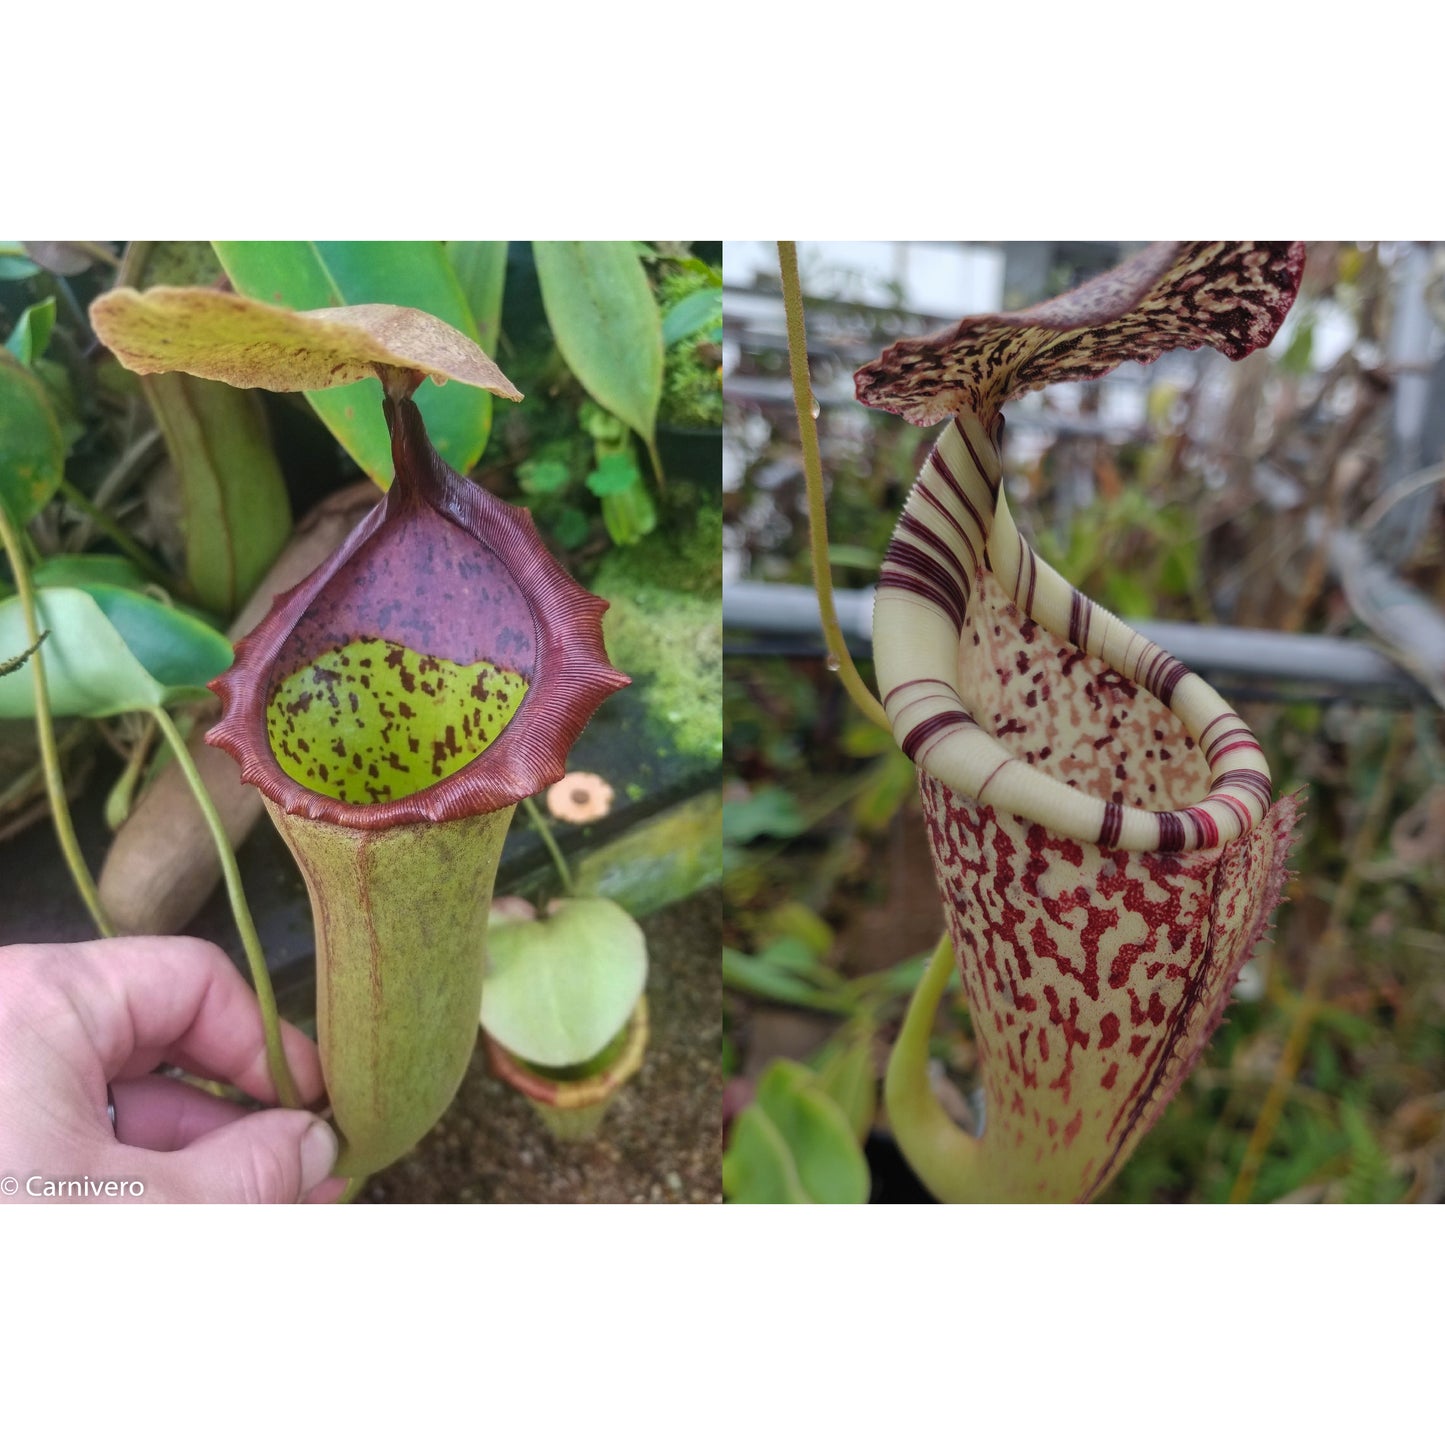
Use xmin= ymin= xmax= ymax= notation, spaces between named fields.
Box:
xmin=360 ymin=887 xmax=722 ymax=1204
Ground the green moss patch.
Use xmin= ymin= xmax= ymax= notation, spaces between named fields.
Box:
xmin=594 ymin=512 xmax=721 ymax=763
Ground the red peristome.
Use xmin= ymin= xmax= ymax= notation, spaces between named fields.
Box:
xmin=855 ymin=242 xmax=1307 ymax=427
xmin=207 ymin=396 xmax=629 ymax=829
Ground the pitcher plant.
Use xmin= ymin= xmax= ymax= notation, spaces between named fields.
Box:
xmin=832 ymin=243 xmax=1306 ymax=1202
xmin=91 ymin=287 xmax=629 ymax=1175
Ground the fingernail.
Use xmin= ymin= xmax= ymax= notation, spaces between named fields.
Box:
xmin=299 ymin=1119 xmax=339 ymax=1194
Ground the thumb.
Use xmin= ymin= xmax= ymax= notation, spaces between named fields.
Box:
xmin=144 ymin=1110 xmax=340 ymax=1203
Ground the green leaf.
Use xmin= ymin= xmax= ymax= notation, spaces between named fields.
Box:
xmin=533 ymin=241 xmax=663 ymax=469
xmin=141 ymin=372 xmax=292 ymax=616
xmin=584 ymin=452 xmax=641 ymax=497
xmin=211 ymin=241 xmax=500 ymax=485
xmin=0 ymin=584 xmax=233 ymax=718
xmin=0 ymin=243 xmax=40 ymax=281
xmin=5 ymin=297 xmax=56 ymax=367
xmin=31 ymin=555 xmax=147 ymax=590
xmin=661 ymin=286 xmax=722 ymax=348
xmin=723 ymin=945 xmax=840 ymax=1010
xmin=444 ymin=241 xmax=508 ymax=354
xmin=722 ymin=784 xmax=807 ymax=843
xmin=0 ymin=351 xmax=65 ymax=526
xmin=723 ymin=1060 xmax=870 ymax=1203
xmin=313 ymin=242 xmax=494 ymax=470
xmin=722 ymin=1106 xmax=811 ymax=1203
xmin=481 ymin=898 xmax=648 ymax=1069
xmin=517 ymin=456 xmax=572 ymax=497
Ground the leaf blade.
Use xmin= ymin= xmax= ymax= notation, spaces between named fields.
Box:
xmin=533 ymin=241 xmax=662 ymax=459
xmin=0 ymin=351 xmax=66 ymax=525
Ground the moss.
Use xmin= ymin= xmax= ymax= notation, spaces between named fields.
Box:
xmin=657 ymin=265 xmax=722 ymax=430
xmin=594 ymin=509 xmax=721 ymax=763
xmin=661 ymin=340 xmax=723 ymax=429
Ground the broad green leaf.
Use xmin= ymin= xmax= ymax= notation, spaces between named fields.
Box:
xmin=32 ymin=555 xmax=146 ymax=590
xmin=756 ymin=1061 xmax=869 ymax=1202
xmin=533 ymin=241 xmax=663 ymax=473
xmin=5 ymin=297 xmax=56 ymax=366
xmin=722 ymin=784 xmax=807 ymax=843
xmin=0 ymin=351 xmax=65 ymax=525
xmin=722 ymin=1106 xmax=811 ymax=1203
xmin=445 ymin=241 xmax=508 ymax=353
xmin=141 ymin=373 xmax=292 ymax=616
xmin=212 ymin=241 xmax=500 ymax=484
xmin=481 ymin=897 xmax=648 ymax=1068
xmin=0 ymin=243 xmax=40 ymax=281
xmin=312 ymin=242 xmax=492 ymax=468
xmin=661 ymin=286 xmax=722 ymax=348
xmin=723 ymin=1060 xmax=870 ymax=1203
xmin=0 ymin=584 xmax=232 ymax=718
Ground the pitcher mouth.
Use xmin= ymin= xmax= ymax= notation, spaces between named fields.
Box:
xmin=207 ymin=397 xmax=629 ymax=831
xmin=873 ymin=413 xmax=1272 ymax=854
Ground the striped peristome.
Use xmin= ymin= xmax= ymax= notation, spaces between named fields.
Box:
xmin=874 ymin=413 xmax=1275 ymax=854
xmin=860 ymin=242 xmax=1304 ymax=1201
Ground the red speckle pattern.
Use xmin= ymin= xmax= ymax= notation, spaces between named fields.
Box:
xmin=922 ymin=773 xmax=1297 ymax=1200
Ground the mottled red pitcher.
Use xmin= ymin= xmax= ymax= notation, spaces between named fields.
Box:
xmin=862 ymin=244 xmax=1305 ymax=1201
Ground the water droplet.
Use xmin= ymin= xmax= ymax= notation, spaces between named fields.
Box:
xmin=810 ymin=395 xmax=821 ymax=420
xmin=825 ymin=653 xmax=841 ymax=673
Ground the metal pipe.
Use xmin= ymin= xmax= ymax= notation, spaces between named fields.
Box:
xmin=723 ymin=581 xmax=1433 ymax=706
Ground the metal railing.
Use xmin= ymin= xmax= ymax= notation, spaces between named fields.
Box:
xmin=723 ymin=581 xmax=1432 ymax=708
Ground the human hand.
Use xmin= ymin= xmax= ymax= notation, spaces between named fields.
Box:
xmin=0 ymin=935 xmax=341 ymax=1203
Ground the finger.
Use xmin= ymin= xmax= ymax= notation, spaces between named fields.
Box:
xmin=109 ymin=1076 xmax=252 ymax=1152
xmin=44 ymin=936 xmax=325 ymax=1105
xmin=139 ymin=1110 xmax=339 ymax=1204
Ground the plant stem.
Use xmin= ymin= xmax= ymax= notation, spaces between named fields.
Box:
xmin=147 ymin=705 xmax=301 ymax=1109
xmin=521 ymin=793 xmax=575 ymax=896
xmin=776 ymin=241 xmax=890 ymax=734
xmin=0 ymin=503 xmax=114 ymax=937
xmin=1228 ymin=716 xmax=1413 ymax=1203
xmin=883 ymin=930 xmax=985 ymax=1202
xmin=54 ymin=478 xmax=180 ymax=592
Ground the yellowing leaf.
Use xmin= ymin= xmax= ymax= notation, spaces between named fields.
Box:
xmin=89 ymin=287 xmax=522 ymax=400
